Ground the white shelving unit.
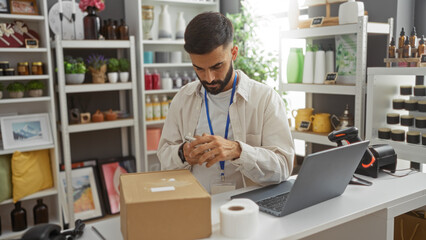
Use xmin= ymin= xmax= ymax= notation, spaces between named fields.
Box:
xmin=366 ymin=67 xmax=426 ymax=166
xmin=280 ymin=16 xmax=392 ymax=150
xmin=124 ymin=0 xmax=219 ymax=171
xmin=0 ymin=1 xmax=60 ymax=239
xmin=53 ymin=37 xmax=141 ymax=227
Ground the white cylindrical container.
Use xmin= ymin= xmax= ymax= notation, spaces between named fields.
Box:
xmin=302 ymin=48 xmax=315 ymax=84
xmin=288 ymin=0 xmax=299 ymax=30
xmin=161 ymin=72 xmax=173 ymax=90
xmin=158 ymin=4 xmax=172 ymax=39
xmin=314 ymin=47 xmax=326 ymax=84
xmin=326 ymin=47 xmax=335 ymax=73
xmin=220 ymin=199 xmax=259 ymax=238
xmin=338 ymin=0 xmax=364 ymax=25
xmin=175 ymin=12 xmax=186 ymax=40
xmin=170 ymin=51 xmax=182 ymax=63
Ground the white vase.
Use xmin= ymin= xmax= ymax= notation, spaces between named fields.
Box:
xmin=175 ymin=12 xmax=186 ymax=40
xmin=302 ymin=49 xmax=315 ymax=84
xmin=65 ymin=73 xmax=85 ymax=84
xmin=288 ymin=0 xmax=299 ymax=30
xmin=314 ymin=48 xmax=326 ymax=84
xmin=120 ymin=72 xmax=129 ymax=82
xmin=158 ymin=4 xmax=172 ymax=40
xmin=326 ymin=48 xmax=335 ymax=73
xmin=108 ymin=72 xmax=119 ymax=83
xmin=28 ymin=89 xmax=43 ymax=97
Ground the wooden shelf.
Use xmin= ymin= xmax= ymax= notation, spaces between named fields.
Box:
xmin=282 ymin=83 xmax=356 ymax=95
xmin=0 ymin=75 xmax=50 ymax=81
xmin=0 ymin=188 xmax=58 ymax=206
xmin=64 ymin=82 xmax=133 ymax=93
xmin=0 ymin=96 xmax=51 ymax=104
xmin=0 ymin=13 xmax=44 ymax=21
xmin=67 ymin=118 xmax=136 ymax=133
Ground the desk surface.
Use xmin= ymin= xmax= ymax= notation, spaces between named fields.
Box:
xmin=81 ymin=172 xmax=426 ymax=240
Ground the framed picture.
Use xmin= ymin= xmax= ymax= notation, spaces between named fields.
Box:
xmin=98 ymin=157 xmax=136 ymax=214
xmin=10 ymin=0 xmax=38 ymax=15
xmin=0 ymin=0 xmax=10 ymax=13
xmin=59 ymin=166 xmax=104 ymax=223
xmin=0 ymin=113 xmax=52 ymax=150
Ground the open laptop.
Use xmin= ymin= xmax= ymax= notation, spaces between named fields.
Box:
xmin=231 ymin=140 xmax=369 ymax=217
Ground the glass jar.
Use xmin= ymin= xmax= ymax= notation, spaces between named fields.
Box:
xmin=5 ymin=68 xmax=15 ymax=76
xmin=0 ymin=68 xmax=3 ymax=76
xmin=0 ymin=61 xmax=9 ymax=70
xmin=31 ymin=62 xmax=44 ymax=75
xmin=17 ymin=62 xmax=29 ymax=75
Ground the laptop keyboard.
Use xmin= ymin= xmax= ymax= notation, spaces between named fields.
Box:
xmin=256 ymin=192 xmax=289 ymax=212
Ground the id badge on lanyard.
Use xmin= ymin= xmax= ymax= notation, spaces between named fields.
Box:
xmin=205 ymin=73 xmax=238 ymax=194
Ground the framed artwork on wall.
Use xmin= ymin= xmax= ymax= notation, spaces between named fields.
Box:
xmin=98 ymin=156 xmax=136 ymax=214
xmin=0 ymin=113 xmax=52 ymax=150
xmin=10 ymin=0 xmax=38 ymax=15
xmin=59 ymin=166 xmax=104 ymax=223
xmin=0 ymin=0 xmax=10 ymax=13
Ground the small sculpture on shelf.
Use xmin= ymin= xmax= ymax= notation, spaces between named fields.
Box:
xmin=86 ymin=54 xmax=107 ymax=84
xmin=105 ymin=109 xmax=117 ymax=121
xmin=92 ymin=110 xmax=104 ymax=122
xmin=142 ymin=5 xmax=154 ymax=40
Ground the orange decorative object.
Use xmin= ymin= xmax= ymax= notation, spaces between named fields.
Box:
xmin=92 ymin=110 xmax=104 ymax=122
xmin=105 ymin=109 xmax=117 ymax=121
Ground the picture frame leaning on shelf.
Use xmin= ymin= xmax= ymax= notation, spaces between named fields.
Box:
xmin=0 ymin=0 xmax=10 ymax=13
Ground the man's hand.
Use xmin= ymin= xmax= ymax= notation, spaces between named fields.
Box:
xmin=184 ymin=133 xmax=242 ymax=167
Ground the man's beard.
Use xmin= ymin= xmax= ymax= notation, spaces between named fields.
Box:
xmin=198 ymin=63 xmax=234 ymax=95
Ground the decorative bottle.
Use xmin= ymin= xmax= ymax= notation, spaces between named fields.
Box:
xmin=302 ymin=45 xmax=315 ymax=84
xmin=11 ymin=201 xmax=27 ymax=232
xmin=410 ymin=27 xmax=418 ymax=49
xmin=145 ymin=69 xmax=152 ymax=90
xmin=158 ymin=5 xmax=172 ymax=40
xmin=288 ymin=0 xmax=299 ymax=30
xmin=114 ymin=20 xmax=120 ymax=39
xmin=172 ymin=72 xmax=182 ymax=89
xmin=152 ymin=95 xmax=161 ymax=121
xmin=83 ymin=6 xmax=101 ymax=40
xmin=119 ymin=19 xmax=129 ymax=40
xmin=325 ymin=45 xmax=334 ymax=73
xmin=418 ymin=35 xmax=425 ymax=57
xmin=33 ymin=199 xmax=48 ymax=224
xmin=152 ymin=69 xmax=161 ymax=89
xmin=403 ymin=37 xmax=411 ymax=58
xmin=181 ymin=71 xmax=191 ymax=86
xmin=399 ymin=28 xmax=406 ymax=49
xmin=287 ymin=48 xmax=304 ymax=83
xmin=388 ymin=37 xmax=396 ymax=58
xmin=161 ymin=95 xmax=169 ymax=119
xmin=106 ymin=19 xmax=117 ymax=40
xmin=161 ymin=72 xmax=173 ymax=90
xmin=175 ymin=12 xmax=186 ymax=40
xmin=146 ymin=96 xmax=153 ymax=121
xmin=314 ymin=45 xmax=326 ymax=84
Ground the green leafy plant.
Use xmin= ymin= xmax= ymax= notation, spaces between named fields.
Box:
xmin=64 ymin=56 xmax=87 ymax=74
xmin=107 ymin=58 xmax=120 ymax=72
xmin=26 ymin=80 xmax=45 ymax=90
xmin=227 ymin=1 xmax=288 ymax=110
xmin=86 ymin=54 xmax=108 ymax=70
xmin=119 ymin=58 xmax=130 ymax=72
xmin=7 ymin=82 xmax=25 ymax=92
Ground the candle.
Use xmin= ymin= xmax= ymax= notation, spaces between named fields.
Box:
xmin=72 ymin=0 xmax=76 ymax=14
xmin=58 ymin=0 xmax=63 ymax=13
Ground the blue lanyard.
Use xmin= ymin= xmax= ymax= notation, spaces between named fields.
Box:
xmin=205 ymin=73 xmax=237 ymax=181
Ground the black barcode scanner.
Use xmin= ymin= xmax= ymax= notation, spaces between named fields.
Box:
xmin=22 ymin=219 xmax=85 ymax=240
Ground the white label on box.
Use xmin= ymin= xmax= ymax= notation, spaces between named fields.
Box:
xmin=151 ymin=186 xmax=176 ymax=192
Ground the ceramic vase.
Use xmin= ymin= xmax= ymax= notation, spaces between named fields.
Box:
xmin=83 ymin=6 xmax=101 ymax=40
xmin=302 ymin=47 xmax=315 ymax=84
xmin=142 ymin=5 xmax=154 ymax=40
xmin=326 ymin=47 xmax=335 ymax=73
xmin=120 ymin=72 xmax=129 ymax=82
xmin=9 ymin=91 xmax=24 ymax=98
xmin=314 ymin=47 xmax=326 ymax=84
xmin=108 ymin=72 xmax=118 ymax=83
xmin=65 ymin=73 xmax=85 ymax=84
xmin=28 ymin=89 xmax=43 ymax=97
xmin=175 ymin=12 xmax=186 ymax=40
xmin=158 ymin=5 xmax=172 ymax=40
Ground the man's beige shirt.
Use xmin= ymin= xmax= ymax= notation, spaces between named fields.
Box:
xmin=157 ymin=70 xmax=294 ymax=186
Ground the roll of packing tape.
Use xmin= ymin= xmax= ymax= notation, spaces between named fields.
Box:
xmin=220 ymin=198 xmax=259 ymax=238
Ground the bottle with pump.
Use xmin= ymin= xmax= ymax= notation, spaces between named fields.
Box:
xmin=11 ymin=201 xmax=27 ymax=232
xmin=145 ymin=96 xmax=153 ymax=121
xmin=181 ymin=71 xmax=191 ymax=86
xmin=144 ymin=69 xmax=152 ymax=90
xmin=418 ymin=35 xmax=425 ymax=57
xmin=388 ymin=37 xmax=396 ymax=58
xmin=152 ymin=69 xmax=161 ymax=89
xmin=172 ymin=72 xmax=182 ymax=89
xmin=399 ymin=28 xmax=406 ymax=49
xmin=161 ymin=95 xmax=169 ymax=119
xmin=161 ymin=72 xmax=173 ymax=90
xmin=152 ymin=95 xmax=161 ymax=121
xmin=33 ymin=198 xmax=48 ymax=224
xmin=403 ymin=37 xmax=411 ymax=58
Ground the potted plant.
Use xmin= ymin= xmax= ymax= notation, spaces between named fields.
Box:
xmin=26 ymin=80 xmax=45 ymax=97
xmin=86 ymin=54 xmax=107 ymax=83
xmin=64 ymin=56 xmax=87 ymax=84
xmin=107 ymin=58 xmax=119 ymax=83
xmin=0 ymin=82 xmax=3 ymax=99
xmin=119 ymin=58 xmax=130 ymax=82
xmin=7 ymin=82 xmax=25 ymax=98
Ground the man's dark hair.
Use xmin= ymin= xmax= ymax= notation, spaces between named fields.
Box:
xmin=184 ymin=12 xmax=234 ymax=54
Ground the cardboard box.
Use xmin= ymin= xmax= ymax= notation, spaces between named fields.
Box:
xmin=394 ymin=212 xmax=426 ymax=240
xmin=120 ymin=170 xmax=211 ymax=240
